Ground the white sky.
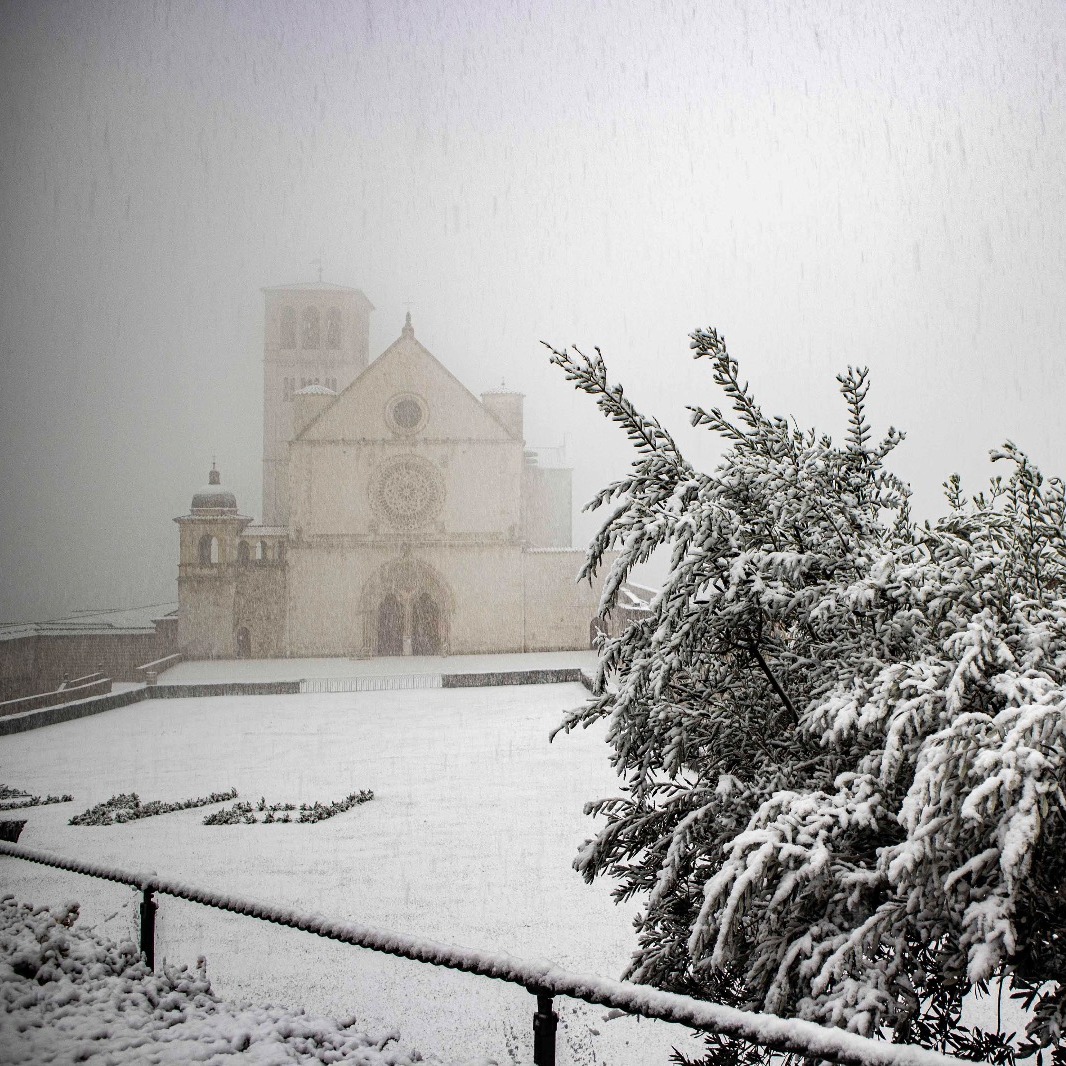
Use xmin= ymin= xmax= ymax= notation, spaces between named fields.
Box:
xmin=1 ymin=0 xmax=1064 ymax=619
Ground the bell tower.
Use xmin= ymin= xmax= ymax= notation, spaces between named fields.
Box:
xmin=174 ymin=465 xmax=251 ymax=658
xmin=261 ymin=280 xmax=374 ymax=526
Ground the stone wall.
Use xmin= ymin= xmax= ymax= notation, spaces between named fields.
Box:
xmin=0 ymin=637 xmax=38 ymax=702
xmin=0 ymin=676 xmax=111 ymax=718
xmin=0 ymin=687 xmax=146 ymax=735
xmin=234 ymin=562 xmax=287 ymax=658
xmin=521 ymin=549 xmax=617 ymax=652
xmin=0 ymin=629 xmax=176 ymax=701
xmin=177 ymin=570 xmax=238 ymax=659
xmin=442 ymin=667 xmax=583 ymax=688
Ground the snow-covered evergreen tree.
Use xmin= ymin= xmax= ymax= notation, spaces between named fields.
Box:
xmin=547 ymin=329 xmax=1066 ymax=1062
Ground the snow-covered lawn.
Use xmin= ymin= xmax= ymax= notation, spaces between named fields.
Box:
xmin=0 ymin=683 xmax=702 ymax=1065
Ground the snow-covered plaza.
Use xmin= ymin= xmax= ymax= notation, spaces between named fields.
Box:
xmin=1 ymin=671 xmax=703 ymax=1064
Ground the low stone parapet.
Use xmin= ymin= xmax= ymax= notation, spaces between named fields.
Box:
xmin=442 ymin=667 xmax=584 ymax=688
xmin=0 ymin=676 xmax=113 ymax=719
xmin=0 ymin=687 xmax=143 ymax=735
xmin=135 ymin=653 xmax=183 ymax=681
xmin=145 ymin=680 xmax=301 ymax=699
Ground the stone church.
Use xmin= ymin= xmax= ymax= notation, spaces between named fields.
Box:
xmin=173 ymin=281 xmax=611 ymax=659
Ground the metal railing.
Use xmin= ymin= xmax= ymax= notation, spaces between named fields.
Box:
xmin=1 ymin=840 xmax=964 ymax=1066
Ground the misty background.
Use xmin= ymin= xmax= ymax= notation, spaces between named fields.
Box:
xmin=1 ymin=0 xmax=1063 ymax=622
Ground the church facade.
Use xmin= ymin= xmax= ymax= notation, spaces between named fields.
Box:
xmin=174 ymin=281 xmax=610 ymax=659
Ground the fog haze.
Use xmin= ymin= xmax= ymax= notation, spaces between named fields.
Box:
xmin=1 ymin=0 xmax=1064 ymax=621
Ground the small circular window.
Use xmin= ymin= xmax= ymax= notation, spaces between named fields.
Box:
xmin=386 ymin=393 xmax=427 ymax=434
xmin=393 ymin=398 xmax=422 ymax=428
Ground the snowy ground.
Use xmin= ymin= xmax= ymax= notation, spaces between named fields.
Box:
xmin=0 ymin=681 xmax=703 ymax=1065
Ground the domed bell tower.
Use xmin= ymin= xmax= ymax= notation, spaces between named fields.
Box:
xmin=174 ymin=465 xmax=251 ymax=658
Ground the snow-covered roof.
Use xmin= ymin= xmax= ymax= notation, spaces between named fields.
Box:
xmin=294 ymin=384 xmax=336 ymax=396
xmin=0 ymin=602 xmax=178 ymax=642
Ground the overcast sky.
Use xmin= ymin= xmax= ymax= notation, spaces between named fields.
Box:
xmin=1 ymin=0 xmax=1063 ymax=621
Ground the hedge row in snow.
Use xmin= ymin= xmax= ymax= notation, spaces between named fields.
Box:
xmin=203 ymin=791 xmax=375 ymax=825
xmin=0 ymin=785 xmax=73 ymax=812
xmin=69 ymin=789 xmax=240 ymax=826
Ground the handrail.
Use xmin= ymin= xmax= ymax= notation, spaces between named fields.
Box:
xmin=0 ymin=840 xmax=964 ymax=1066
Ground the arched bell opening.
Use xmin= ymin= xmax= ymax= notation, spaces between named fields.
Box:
xmin=198 ymin=534 xmax=219 ymax=566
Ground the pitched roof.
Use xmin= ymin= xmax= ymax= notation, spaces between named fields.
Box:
xmin=262 ymin=281 xmax=366 ymax=293
xmin=295 ymin=319 xmax=517 ymax=442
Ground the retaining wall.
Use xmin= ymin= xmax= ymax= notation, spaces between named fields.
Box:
xmin=442 ymin=668 xmax=584 ymax=688
xmin=0 ymin=677 xmax=113 ymax=719
xmin=147 ymin=681 xmax=301 ymax=699
xmin=0 ymin=688 xmax=146 ymax=735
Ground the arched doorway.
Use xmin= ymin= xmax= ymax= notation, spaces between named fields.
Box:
xmin=363 ymin=558 xmax=454 ymax=658
xmin=411 ymin=593 xmax=442 ymax=656
xmin=377 ymin=594 xmax=404 ymax=656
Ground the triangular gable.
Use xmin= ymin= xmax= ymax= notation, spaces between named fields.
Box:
xmin=297 ymin=329 xmax=517 ymax=442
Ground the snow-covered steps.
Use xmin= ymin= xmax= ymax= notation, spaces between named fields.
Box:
xmin=300 ymin=674 xmax=443 ymax=693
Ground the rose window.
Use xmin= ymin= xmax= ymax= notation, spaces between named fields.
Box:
xmin=372 ymin=457 xmax=444 ymax=526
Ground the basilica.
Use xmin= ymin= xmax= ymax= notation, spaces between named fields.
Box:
xmin=173 ymin=281 xmax=611 ymax=659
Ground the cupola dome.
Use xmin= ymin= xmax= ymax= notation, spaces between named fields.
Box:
xmin=191 ymin=464 xmax=238 ymax=513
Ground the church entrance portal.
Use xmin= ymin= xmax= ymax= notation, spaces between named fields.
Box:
xmin=377 ymin=595 xmax=404 ymax=656
xmin=366 ymin=559 xmax=452 ymax=658
xmin=411 ymin=593 xmax=442 ymax=656
xmin=375 ymin=592 xmax=442 ymax=656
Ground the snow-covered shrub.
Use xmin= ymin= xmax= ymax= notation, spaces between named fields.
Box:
xmin=0 ymin=784 xmax=73 ymax=811
xmin=204 ymin=791 xmax=374 ymax=825
xmin=548 ymin=331 xmax=1066 ymax=1061
xmin=203 ymin=800 xmax=259 ymax=825
xmin=0 ymin=893 xmax=461 ymax=1064
xmin=70 ymin=788 xmax=238 ymax=825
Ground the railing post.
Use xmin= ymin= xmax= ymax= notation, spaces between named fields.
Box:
xmin=532 ymin=991 xmax=558 ymax=1066
xmin=139 ymin=887 xmax=157 ymax=970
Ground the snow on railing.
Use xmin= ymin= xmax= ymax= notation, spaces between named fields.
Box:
xmin=0 ymin=840 xmax=965 ymax=1066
